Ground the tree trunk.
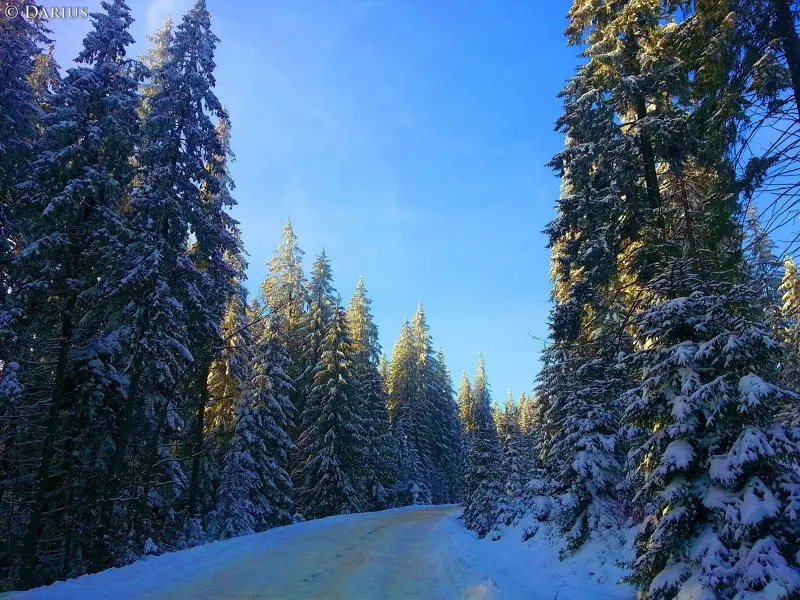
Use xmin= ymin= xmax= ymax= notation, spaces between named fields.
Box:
xmin=17 ymin=297 xmax=75 ymax=590
xmin=88 ymin=350 xmax=144 ymax=574
xmin=186 ymin=361 xmax=211 ymax=518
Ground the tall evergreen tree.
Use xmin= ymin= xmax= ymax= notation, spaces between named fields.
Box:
xmin=87 ymin=0 xmax=232 ymax=572
xmin=346 ymin=278 xmax=394 ymax=509
xmin=387 ymin=320 xmax=431 ymax=504
xmin=429 ymin=350 xmax=462 ymax=504
xmin=8 ymin=1 xmax=144 ymax=586
xmin=295 ymin=250 xmax=337 ymax=423
xmin=260 ymin=220 xmax=307 ymax=427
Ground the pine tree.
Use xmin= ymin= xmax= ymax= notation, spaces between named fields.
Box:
xmin=295 ymin=250 xmax=338 ymax=424
xmin=346 ymin=278 xmax=394 ymax=510
xmin=207 ymin=314 xmax=296 ymax=538
xmin=622 ymin=265 xmax=800 ymax=599
xmin=293 ymin=308 xmax=367 ymax=519
xmin=8 ymin=1 xmax=144 ymax=585
xmin=387 ymin=320 xmax=432 ymax=504
xmin=0 ymin=4 xmax=51 ymax=586
xmin=87 ymin=0 xmax=231 ymax=572
xmin=430 ymin=350 xmax=462 ymax=503
xmin=462 ymin=355 xmax=503 ymax=538
xmin=260 ymin=220 xmax=307 ymax=426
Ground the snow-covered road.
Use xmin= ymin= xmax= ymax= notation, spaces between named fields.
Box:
xmin=153 ymin=505 xmax=459 ymax=600
xmin=5 ymin=505 xmax=634 ymax=599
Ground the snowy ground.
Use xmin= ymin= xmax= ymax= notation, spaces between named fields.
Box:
xmin=4 ymin=505 xmax=635 ymax=599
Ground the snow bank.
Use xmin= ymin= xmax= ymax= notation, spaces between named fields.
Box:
xmin=433 ymin=511 xmax=636 ymax=600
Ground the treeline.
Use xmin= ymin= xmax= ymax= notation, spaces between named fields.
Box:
xmin=461 ymin=1 xmax=800 ymax=599
xmin=0 ymin=0 xmax=464 ymax=590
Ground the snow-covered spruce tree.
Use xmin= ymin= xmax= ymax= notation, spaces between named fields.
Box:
xmin=430 ymin=349 xmax=463 ymax=504
xmin=260 ymin=220 xmax=307 ymax=430
xmin=207 ymin=315 xmax=297 ymax=538
xmin=461 ymin=355 xmax=503 ymax=538
xmin=516 ymin=391 xmax=542 ymax=475
xmin=535 ymin=38 xmax=649 ymax=552
xmin=622 ymin=258 xmax=800 ymax=599
xmin=205 ymin=381 xmax=259 ymax=540
xmin=387 ymin=319 xmax=432 ymax=505
xmin=294 ymin=250 xmax=337 ymax=427
xmin=544 ymin=318 xmax=629 ymax=555
xmin=87 ymin=0 xmax=232 ymax=572
xmin=7 ymin=1 xmax=144 ymax=586
xmin=293 ymin=308 xmax=367 ymax=519
xmin=258 ymin=316 xmax=299 ymax=526
xmin=346 ymin=278 xmax=395 ymax=510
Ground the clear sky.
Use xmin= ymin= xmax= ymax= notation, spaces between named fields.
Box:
xmin=46 ymin=0 xmax=578 ymax=403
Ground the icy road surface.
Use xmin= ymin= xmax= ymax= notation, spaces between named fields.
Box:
xmin=6 ymin=504 xmax=634 ymax=600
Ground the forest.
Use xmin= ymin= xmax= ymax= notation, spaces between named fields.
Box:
xmin=2 ymin=0 xmax=800 ymax=599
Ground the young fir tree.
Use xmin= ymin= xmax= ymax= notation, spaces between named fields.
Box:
xmin=9 ymin=1 xmax=144 ymax=586
xmin=462 ymin=355 xmax=503 ymax=538
xmin=496 ymin=392 xmax=524 ymax=527
xmin=293 ymin=308 xmax=367 ymax=519
xmin=346 ymin=278 xmax=394 ymax=510
xmin=87 ymin=0 xmax=231 ymax=571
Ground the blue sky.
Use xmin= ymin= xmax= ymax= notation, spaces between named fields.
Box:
xmin=48 ymin=0 xmax=578 ymax=402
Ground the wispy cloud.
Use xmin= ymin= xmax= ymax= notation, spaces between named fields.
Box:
xmin=145 ymin=0 xmax=192 ymax=33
